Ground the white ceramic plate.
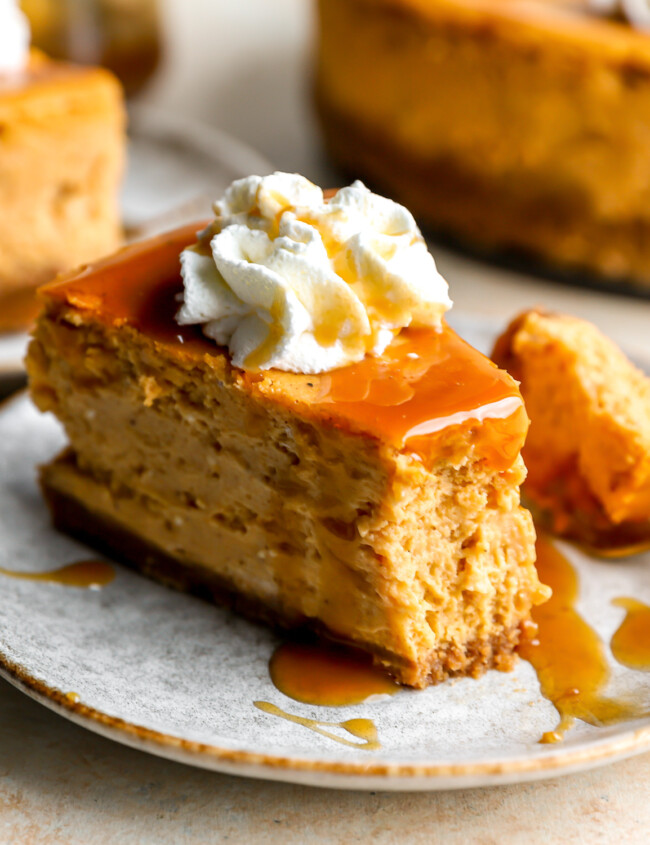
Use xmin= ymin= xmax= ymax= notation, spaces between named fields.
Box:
xmin=2 ymin=318 xmax=650 ymax=792
xmin=0 ymin=107 xmax=272 ymax=379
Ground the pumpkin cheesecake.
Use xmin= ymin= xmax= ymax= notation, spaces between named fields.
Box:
xmin=0 ymin=3 xmax=124 ymax=333
xmin=316 ymin=0 xmax=650 ymax=289
xmin=493 ymin=309 xmax=650 ymax=555
xmin=27 ymin=174 xmax=548 ymax=688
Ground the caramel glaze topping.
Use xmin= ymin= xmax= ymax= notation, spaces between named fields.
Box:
xmin=309 ymin=327 xmax=526 ymax=467
xmin=41 ymin=223 xmax=526 ymax=466
xmin=519 ymin=536 xmax=644 ymax=743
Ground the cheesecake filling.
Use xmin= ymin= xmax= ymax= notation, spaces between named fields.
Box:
xmin=0 ymin=0 xmax=30 ymax=73
xmin=176 ymin=172 xmax=452 ymax=374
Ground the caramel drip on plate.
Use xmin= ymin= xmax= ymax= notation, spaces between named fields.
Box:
xmin=519 ymin=536 xmax=643 ymax=743
xmin=254 ymin=701 xmax=380 ymax=751
xmin=0 ymin=560 xmax=115 ymax=589
xmin=269 ymin=641 xmax=399 ymax=706
xmin=611 ymin=598 xmax=650 ymax=671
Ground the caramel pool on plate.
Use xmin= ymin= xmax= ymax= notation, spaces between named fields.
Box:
xmin=269 ymin=640 xmax=399 ymax=707
xmin=520 ymin=537 xmax=644 ymax=743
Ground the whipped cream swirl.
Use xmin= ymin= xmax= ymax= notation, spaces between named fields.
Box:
xmin=0 ymin=0 xmax=30 ymax=74
xmin=177 ymin=173 xmax=452 ymax=373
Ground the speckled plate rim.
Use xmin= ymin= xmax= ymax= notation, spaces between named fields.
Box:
xmin=2 ymin=653 xmax=650 ymax=791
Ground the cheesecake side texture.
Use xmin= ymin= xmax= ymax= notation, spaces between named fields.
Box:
xmin=26 ymin=226 xmax=548 ymax=688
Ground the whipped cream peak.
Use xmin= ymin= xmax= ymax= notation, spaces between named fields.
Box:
xmin=0 ymin=0 xmax=30 ymax=74
xmin=215 ymin=172 xmax=323 ymax=224
xmin=177 ymin=172 xmax=452 ymax=374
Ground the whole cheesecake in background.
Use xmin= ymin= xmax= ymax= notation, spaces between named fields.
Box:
xmin=315 ymin=0 xmax=650 ymax=290
xmin=27 ymin=173 xmax=549 ymax=688
xmin=0 ymin=2 xmax=124 ymax=332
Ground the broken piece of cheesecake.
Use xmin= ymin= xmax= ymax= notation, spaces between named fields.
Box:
xmin=27 ymin=174 xmax=548 ymax=687
xmin=493 ymin=309 xmax=650 ymax=555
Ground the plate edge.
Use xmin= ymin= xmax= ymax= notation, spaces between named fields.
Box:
xmin=2 ymin=650 xmax=650 ymax=791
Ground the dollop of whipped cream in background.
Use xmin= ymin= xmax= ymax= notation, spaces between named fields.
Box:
xmin=177 ymin=172 xmax=452 ymax=374
xmin=0 ymin=0 xmax=31 ymax=74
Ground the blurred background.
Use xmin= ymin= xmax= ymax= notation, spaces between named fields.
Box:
xmin=21 ymin=0 xmax=318 ymax=177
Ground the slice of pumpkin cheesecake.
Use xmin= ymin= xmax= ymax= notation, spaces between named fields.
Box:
xmin=26 ymin=174 xmax=548 ymax=687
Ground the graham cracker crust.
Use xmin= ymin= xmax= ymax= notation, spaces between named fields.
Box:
xmin=40 ymin=455 xmax=526 ymax=689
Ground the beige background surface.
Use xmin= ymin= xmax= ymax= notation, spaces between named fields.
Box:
xmin=2 ymin=677 xmax=650 ymax=844
xmin=3 ymin=0 xmax=650 ymax=841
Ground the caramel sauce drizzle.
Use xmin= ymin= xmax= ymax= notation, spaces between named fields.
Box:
xmin=0 ymin=560 xmax=115 ymax=589
xmin=248 ymin=326 xmax=527 ymax=467
xmin=43 ymin=223 xmax=526 ymax=467
xmin=611 ymin=598 xmax=650 ymax=671
xmin=254 ymin=701 xmax=380 ymax=751
xmin=520 ymin=537 xmax=644 ymax=743
xmin=258 ymin=642 xmax=396 ymax=750
xmin=243 ymin=296 xmax=285 ymax=372
xmin=41 ymin=223 xmax=212 ymax=355
xmin=269 ymin=641 xmax=399 ymax=707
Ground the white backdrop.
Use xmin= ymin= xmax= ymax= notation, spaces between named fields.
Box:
xmin=149 ymin=0 xmax=321 ymax=179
